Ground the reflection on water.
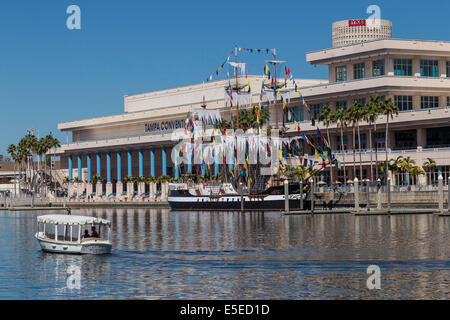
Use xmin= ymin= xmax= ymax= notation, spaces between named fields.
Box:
xmin=0 ymin=209 xmax=449 ymax=299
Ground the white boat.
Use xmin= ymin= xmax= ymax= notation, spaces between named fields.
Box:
xmin=35 ymin=214 xmax=112 ymax=254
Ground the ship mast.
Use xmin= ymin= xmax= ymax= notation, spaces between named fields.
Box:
xmin=265 ymin=49 xmax=286 ymax=130
xmin=264 ymin=49 xmax=287 ymax=186
xmin=235 ymin=45 xmax=239 ymax=127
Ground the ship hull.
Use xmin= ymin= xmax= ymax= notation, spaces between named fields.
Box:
xmin=168 ymin=191 xmax=311 ymax=211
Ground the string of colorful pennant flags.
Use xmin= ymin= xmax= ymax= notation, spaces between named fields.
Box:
xmin=198 ymin=47 xmax=338 ymax=176
xmin=205 ymin=47 xmax=273 ymax=83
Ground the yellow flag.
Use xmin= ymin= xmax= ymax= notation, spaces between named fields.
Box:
xmin=314 ymin=149 xmax=319 ymax=159
xmin=279 ymin=149 xmax=283 ymax=159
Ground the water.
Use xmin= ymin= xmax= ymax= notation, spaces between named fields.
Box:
xmin=0 ymin=208 xmax=449 ymax=299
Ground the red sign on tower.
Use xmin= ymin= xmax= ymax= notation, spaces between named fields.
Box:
xmin=348 ymin=19 xmax=366 ymax=27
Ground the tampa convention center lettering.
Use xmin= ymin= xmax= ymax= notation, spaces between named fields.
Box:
xmin=144 ymin=120 xmax=185 ymax=133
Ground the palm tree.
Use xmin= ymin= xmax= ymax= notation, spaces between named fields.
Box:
xmin=422 ymin=157 xmax=436 ymax=171
xmin=380 ymin=98 xmax=399 ymax=183
xmin=332 ymin=107 xmax=348 ymax=187
xmin=347 ymin=101 xmax=360 ymax=179
xmin=45 ymin=134 xmax=61 ymax=192
xmin=364 ymin=95 xmax=382 ymax=181
xmin=349 ymin=100 xmax=365 ymax=179
xmin=422 ymin=157 xmax=437 ymax=185
xmin=409 ymin=165 xmax=424 ymax=184
xmin=318 ymin=104 xmax=333 ymax=186
xmin=7 ymin=144 xmax=18 ymax=197
xmin=236 ymin=105 xmax=270 ymax=131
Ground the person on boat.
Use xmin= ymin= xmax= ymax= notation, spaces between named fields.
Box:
xmin=83 ymin=230 xmax=90 ymax=238
xmin=91 ymin=226 xmax=99 ymax=238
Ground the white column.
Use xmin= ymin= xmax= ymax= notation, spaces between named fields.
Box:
xmin=438 ymin=174 xmax=444 ymax=213
xmin=284 ymin=180 xmax=289 ymax=213
xmin=354 ymin=177 xmax=360 ymax=213
xmin=96 ymin=182 xmax=103 ymax=198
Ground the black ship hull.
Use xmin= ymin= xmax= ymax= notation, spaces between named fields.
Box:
xmin=168 ymin=184 xmax=311 ymax=211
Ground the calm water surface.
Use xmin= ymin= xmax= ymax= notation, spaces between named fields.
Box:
xmin=0 ymin=208 xmax=449 ymax=299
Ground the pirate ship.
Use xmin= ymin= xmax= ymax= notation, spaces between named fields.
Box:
xmin=168 ymin=46 xmax=338 ymax=211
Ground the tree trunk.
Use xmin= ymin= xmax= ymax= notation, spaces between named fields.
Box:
xmin=13 ymin=162 xmax=17 ymax=198
xmin=369 ymin=127 xmax=373 ymax=182
xmin=385 ymin=115 xmax=390 ymax=183
xmin=352 ymin=125 xmax=356 ymax=179
xmin=327 ymin=126 xmax=333 ymax=187
xmin=358 ymin=124 xmax=362 ymax=180
xmin=341 ymin=126 xmax=347 ymax=187
xmin=374 ymin=123 xmax=378 ymax=180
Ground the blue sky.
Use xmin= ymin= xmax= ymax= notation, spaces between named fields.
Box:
xmin=0 ymin=0 xmax=449 ymax=156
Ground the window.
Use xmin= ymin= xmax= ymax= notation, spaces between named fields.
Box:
xmin=353 ymin=63 xmax=365 ymax=79
xmin=354 ymin=133 xmax=367 ymax=149
xmin=394 ymin=59 xmax=412 ymax=76
xmin=421 ymin=96 xmax=439 ymax=109
xmin=336 ymin=66 xmax=347 ymax=82
xmin=426 ymin=126 xmax=450 ymax=148
xmin=336 ymin=101 xmax=347 ymax=110
xmin=356 ymin=98 xmax=366 ymax=105
xmin=374 ymin=132 xmax=385 ymax=150
xmin=311 ymin=104 xmax=324 ymax=120
xmin=448 ymin=96 xmax=450 ymax=106
xmin=356 ymin=169 xmax=368 ymax=180
xmin=394 ymin=96 xmax=413 ymax=111
xmin=337 ymin=170 xmax=348 ymax=184
xmin=447 ymin=61 xmax=450 ymax=78
xmin=288 ymin=106 xmax=304 ymax=122
xmin=336 ymin=135 xmax=348 ymax=150
xmin=394 ymin=130 xmax=417 ymax=150
xmin=372 ymin=59 xmax=385 ymax=76
xmin=420 ymin=60 xmax=439 ymax=77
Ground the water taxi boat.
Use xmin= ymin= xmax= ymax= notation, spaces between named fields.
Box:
xmin=35 ymin=214 xmax=112 ymax=254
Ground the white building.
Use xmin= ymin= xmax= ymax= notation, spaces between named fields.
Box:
xmin=55 ymin=21 xmax=450 ymax=193
xmin=332 ymin=19 xmax=392 ymax=47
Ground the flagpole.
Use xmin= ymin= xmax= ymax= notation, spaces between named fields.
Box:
xmin=234 ymin=45 xmax=241 ymax=194
xmin=235 ymin=45 xmax=239 ymax=128
xmin=273 ymin=49 xmax=279 ymax=130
